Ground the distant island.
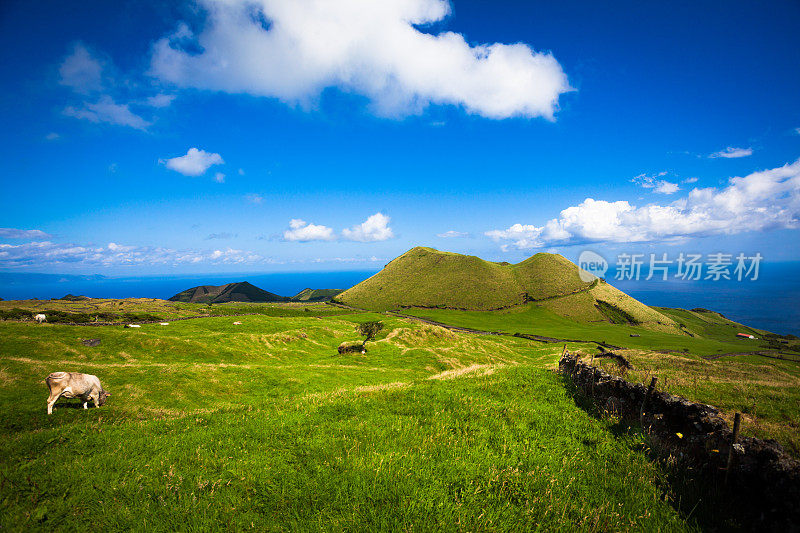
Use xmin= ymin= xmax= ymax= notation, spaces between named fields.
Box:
xmin=168 ymin=281 xmax=343 ymax=304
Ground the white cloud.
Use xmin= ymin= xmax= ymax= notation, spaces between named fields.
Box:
xmin=710 ymin=146 xmax=753 ymax=159
xmin=487 ymin=158 xmax=800 ymax=249
xmin=64 ymin=95 xmax=151 ymax=130
xmin=150 ymin=0 xmax=570 ymax=119
xmin=0 ymin=228 xmax=53 ymax=240
xmin=214 ymin=172 xmax=225 ymax=183
xmin=245 ymin=193 xmax=263 ymax=204
xmin=145 ymin=93 xmax=176 ymax=108
xmin=437 ymin=230 xmax=470 ymax=238
xmin=683 ymin=177 xmax=698 ymax=184
xmin=161 ymin=147 xmax=224 ymax=176
xmin=45 ymin=132 xmax=60 ymax=141
xmin=283 ymin=219 xmax=336 ymax=242
xmin=795 ymin=127 xmax=800 ymax=135
xmin=0 ymin=241 xmax=266 ymax=268
xmin=342 ymin=213 xmax=394 ymax=242
xmin=59 ymin=43 xmax=104 ymax=93
xmin=653 ymin=181 xmax=680 ymax=194
xmin=631 ymin=171 xmax=679 ymax=194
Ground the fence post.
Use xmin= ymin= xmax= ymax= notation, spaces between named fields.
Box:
xmin=725 ymin=412 xmax=742 ymax=485
xmin=639 ymin=377 xmax=658 ymax=427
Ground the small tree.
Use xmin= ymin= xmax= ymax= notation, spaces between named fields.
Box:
xmin=356 ymin=320 xmax=383 ymax=348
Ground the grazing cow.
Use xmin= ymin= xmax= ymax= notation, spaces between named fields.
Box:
xmin=45 ymin=372 xmax=111 ymax=415
xmin=124 ymin=324 xmax=141 ymax=328
xmin=33 ymin=314 xmax=46 ymax=324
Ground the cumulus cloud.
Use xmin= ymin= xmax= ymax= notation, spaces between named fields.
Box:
xmin=683 ymin=177 xmax=698 ymax=184
xmin=342 ymin=213 xmax=394 ymax=242
xmin=64 ymin=96 xmax=151 ymax=130
xmin=59 ymin=43 xmax=104 ymax=93
xmin=161 ymin=147 xmax=224 ymax=176
xmin=214 ymin=172 xmax=225 ymax=183
xmin=437 ymin=230 xmax=470 ymax=238
xmin=710 ymin=146 xmax=753 ymax=159
xmin=487 ymin=158 xmax=800 ymax=249
xmin=0 ymin=228 xmax=53 ymax=240
xmin=0 ymin=241 xmax=266 ymax=268
xmin=653 ymin=181 xmax=680 ymax=194
xmin=150 ymin=0 xmax=570 ymax=119
xmin=631 ymin=172 xmax=680 ymax=194
xmin=283 ymin=219 xmax=336 ymax=242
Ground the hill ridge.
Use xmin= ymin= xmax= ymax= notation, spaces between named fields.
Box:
xmin=336 ymin=247 xmax=680 ymax=331
xmin=168 ymin=281 xmax=289 ymax=304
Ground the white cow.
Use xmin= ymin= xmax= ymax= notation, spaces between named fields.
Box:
xmin=45 ymin=372 xmax=111 ymax=415
xmin=33 ymin=314 xmax=46 ymax=324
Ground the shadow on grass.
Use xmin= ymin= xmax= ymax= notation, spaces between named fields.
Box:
xmin=559 ymin=373 xmax=746 ymax=532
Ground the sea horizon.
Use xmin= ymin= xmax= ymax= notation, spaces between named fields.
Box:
xmin=2 ymin=261 xmax=798 ymax=336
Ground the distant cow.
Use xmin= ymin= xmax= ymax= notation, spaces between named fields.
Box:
xmin=45 ymin=372 xmax=111 ymax=415
xmin=33 ymin=314 xmax=46 ymax=323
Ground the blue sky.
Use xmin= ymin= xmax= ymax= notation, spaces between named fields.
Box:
xmin=1 ymin=0 xmax=799 ymax=275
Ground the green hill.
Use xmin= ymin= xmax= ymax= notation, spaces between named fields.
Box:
xmin=58 ymin=294 xmax=90 ymax=301
xmin=168 ymin=281 xmax=289 ymax=304
xmin=336 ymin=247 xmax=679 ymax=331
xmin=291 ymin=288 xmax=344 ymax=302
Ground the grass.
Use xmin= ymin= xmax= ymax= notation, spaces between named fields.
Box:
xmin=0 ymin=311 xmax=697 ymax=531
xmin=400 ymin=304 xmax=794 ymax=356
xmin=399 ymin=304 xmax=800 ymax=456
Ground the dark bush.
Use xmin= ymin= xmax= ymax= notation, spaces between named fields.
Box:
xmin=0 ymin=308 xmax=32 ymax=320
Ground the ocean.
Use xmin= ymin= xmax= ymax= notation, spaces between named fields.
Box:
xmin=1 ymin=263 xmax=798 ymax=335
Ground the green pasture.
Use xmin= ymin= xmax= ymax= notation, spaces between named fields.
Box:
xmin=0 ymin=314 xmax=694 ymax=531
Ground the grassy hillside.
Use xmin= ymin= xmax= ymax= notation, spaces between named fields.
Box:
xmin=291 ymin=288 xmax=344 ymax=302
xmin=0 ymin=315 xmax=694 ymax=531
xmin=337 ymin=247 xmax=680 ymax=333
